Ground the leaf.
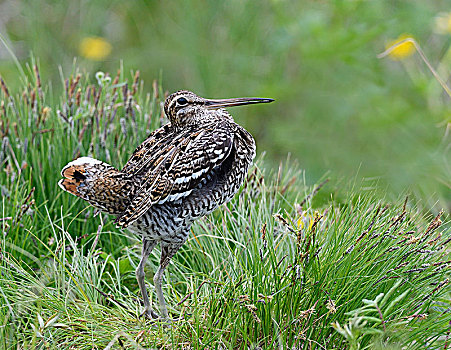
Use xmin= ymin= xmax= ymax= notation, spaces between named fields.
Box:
xmin=44 ymin=313 xmax=59 ymax=328
xmin=52 ymin=323 xmax=69 ymax=328
xmin=384 ymin=290 xmax=410 ymax=317
xmin=119 ymin=258 xmax=132 ymax=274
xmin=345 ymin=306 xmax=377 ymax=316
xmin=37 ymin=314 xmax=44 ymax=328
xmin=100 ymin=252 xmax=114 ymax=264
xmin=362 ymin=328 xmax=384 ymax=335
xmin=374 ymin=292 xmax=384 ymax=304
xmin=362 ymin=293 xmax=384 ymax=306
xmin=30 ymin=324 xmax=43 ymax=338
xmin=380 ymin=279 xmax=403 ymax=307
xmin=359 ymin=316 xmax=383 ymax=324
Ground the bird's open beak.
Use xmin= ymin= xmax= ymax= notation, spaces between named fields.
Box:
xmin=205 ymin=97 xmax=274 ymax=109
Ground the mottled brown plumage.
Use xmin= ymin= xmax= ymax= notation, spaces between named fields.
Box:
xmin=59 ymin=90 xmax=273 ymax=320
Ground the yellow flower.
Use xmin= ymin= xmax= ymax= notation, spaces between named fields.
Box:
xmin=297 ymin=214 xmax=314 ymax=230
xmin=79 ymin=37 xmax=112 ymax=61
xmin=386 ymin=34 xmax=415 ymax=61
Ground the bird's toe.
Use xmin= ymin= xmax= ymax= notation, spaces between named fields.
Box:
xmin=140 ymin=307 xmax=160 ymax=320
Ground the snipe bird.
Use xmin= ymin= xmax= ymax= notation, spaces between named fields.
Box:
xmin=58 ymin=90 xmax=274 ymax=320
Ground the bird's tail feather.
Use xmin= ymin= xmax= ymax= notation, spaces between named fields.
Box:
xmin=58 ymin=157 xmax=131 ymax=215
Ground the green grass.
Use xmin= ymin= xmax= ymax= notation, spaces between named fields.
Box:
xmin=0 ymin=67 xmax=449 ymax=349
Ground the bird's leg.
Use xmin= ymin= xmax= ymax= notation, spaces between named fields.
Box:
xmin=154 ymin=240 xmax=186 ymax=320
xmin=136 ymin=239 xmax=158 ymax=319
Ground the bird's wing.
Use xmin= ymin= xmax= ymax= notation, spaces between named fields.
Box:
xmin=115 ymin=123 xmax=234 ymax=228
xmin=121 ymin=123 xmax=173 ymax=175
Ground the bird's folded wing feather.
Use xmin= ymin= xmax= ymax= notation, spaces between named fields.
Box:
xmin=121 ymin=123 xmax=174 ymax=175
xmin=115 ymin=124 xmax=234 ymax=228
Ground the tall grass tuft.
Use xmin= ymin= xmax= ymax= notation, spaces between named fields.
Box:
xmin=0 ymin=65 xmax=449 ymax=349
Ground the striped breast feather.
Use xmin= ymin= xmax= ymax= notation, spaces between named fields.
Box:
xmin=114 ymin=124 xmax=234 ymax=228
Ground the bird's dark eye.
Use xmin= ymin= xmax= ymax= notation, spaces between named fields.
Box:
xmin=177 ymin=97 xmax=188 ymax=105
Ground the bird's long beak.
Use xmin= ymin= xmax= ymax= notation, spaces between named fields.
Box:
xmin=205 ymin=97 xmax=274 ymax=109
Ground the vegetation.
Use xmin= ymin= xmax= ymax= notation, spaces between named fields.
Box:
xmin=0 ymin=68 xmax=449 ymax=348
xmin=1 ymin=1 xmax=450 ymax=206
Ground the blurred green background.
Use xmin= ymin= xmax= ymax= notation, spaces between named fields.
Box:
xmin=0 ymin=0 xmax=450 ymax=208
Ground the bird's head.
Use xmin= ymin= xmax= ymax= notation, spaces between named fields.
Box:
xmin=164 ymin=90 xmax=274 ymax=127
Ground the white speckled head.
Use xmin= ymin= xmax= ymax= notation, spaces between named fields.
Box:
xmin=164 ymin=90 xmax=274 ymax=127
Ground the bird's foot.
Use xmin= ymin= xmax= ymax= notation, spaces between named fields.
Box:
xmin=141 ymin=312 xmax=184 ymax=329
xmin=140 ymin=308 xmax=179 ymax=325
xmin=140 ymin=307 xmax=160 ymax=320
